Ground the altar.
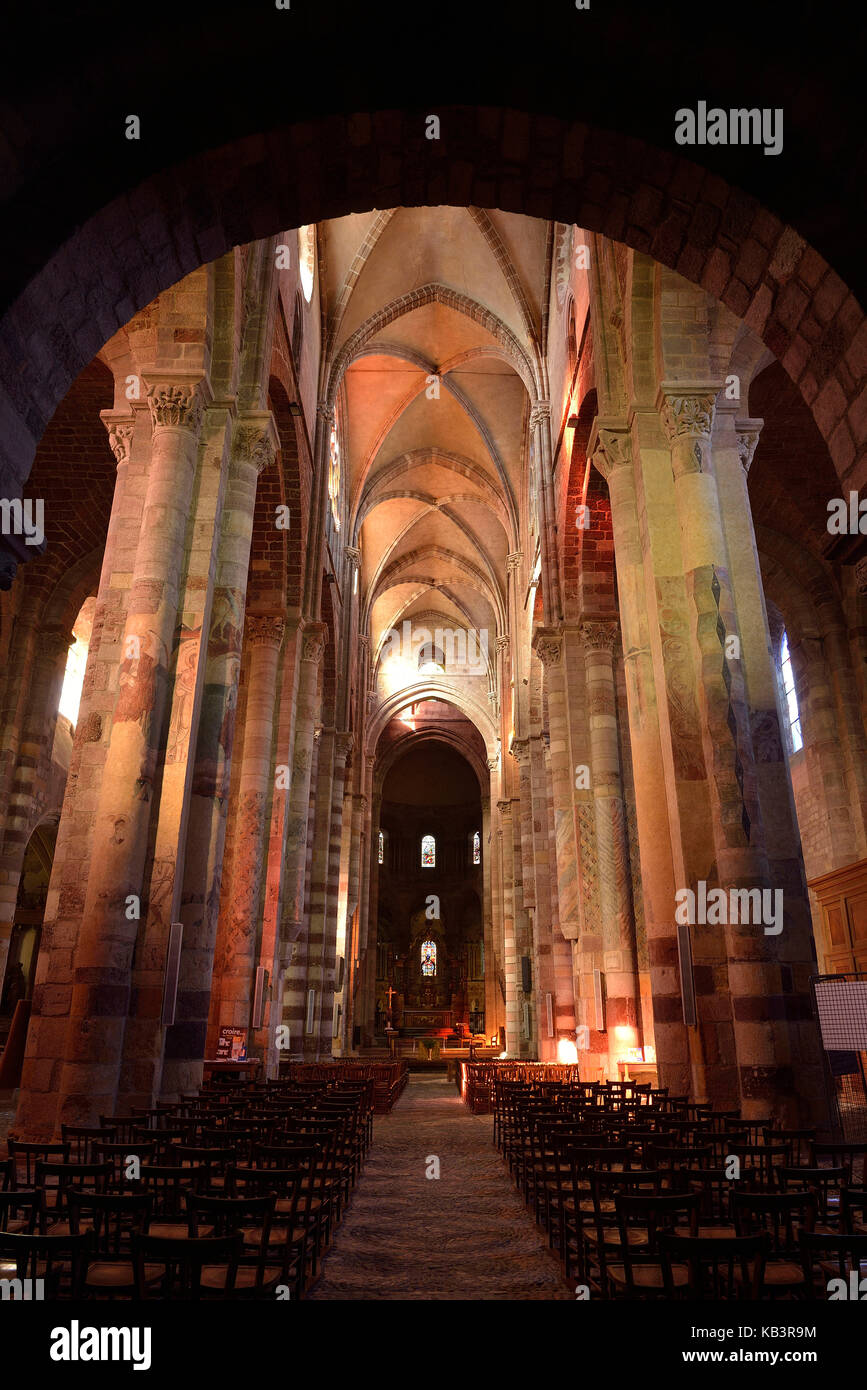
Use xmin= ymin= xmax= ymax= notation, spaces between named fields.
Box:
xmin=401 ymin=1007 xmax=453 ymax=1034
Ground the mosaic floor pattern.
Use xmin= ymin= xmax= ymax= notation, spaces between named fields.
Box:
xmin=307 ymin=1073 xmax=573 ymax=1301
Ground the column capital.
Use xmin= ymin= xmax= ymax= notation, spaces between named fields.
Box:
xmin=145 ymin=374 xmax=208 ymax=434
xmin=509 ymin=737 xmax=531 ymax=766
xmin=735 ymin=417 xmax=764 ymax=475
xmin=497 ymin=799 xmax=513 ymax=817
xmin=486 ymin=755 xmax=500 ymax=772
xmin=496 ymin=633 xmax=510 ymax=653
xmin=335 ymin=731 xmax=354 ymax=763
xmin=529 ymin=401 xmax=551 ymax=428
xmin=233 ymin=412 xmax=279 ymax=474
xmin=245 ymin=614 xmax=285 ymax=649
xmin=300 ymin=622 xmax=328 ymax=664
xmin=100 ymin=411 xmax=135 ymax=468
xmin=587 ymin=420 xmax=632 ymax=479
xmin=358 ymin=633 xmax=370 ymax=650
xmin=506 ymin=552 xmax=522 ymax=574
xmin=344 ymin=546 xmax=361 ymax=567
xmin=533 ymin=627 xmax=563 ymax=667
xmin=657 ymin=382 xmax=720 ymax=443
xmin=366 ymin=689 xmax=378 ymax=710
xmin=580 ymin=618 xmax=619 ymax=652
xmin=317 ymin=400 xmax=334 ymax=423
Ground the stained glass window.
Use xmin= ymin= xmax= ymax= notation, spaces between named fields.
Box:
xmin=421 ymin=834 xmax=436 ymax=868
xmin=421 ymin=939 xmax=436 ymax=977
xmin=779 ymin=630 xmax=803 ymax=753
xmin=378 ymin=830 xmax=384 ymax=865
xmin=472 ymin=831 xmax=481 ymax=865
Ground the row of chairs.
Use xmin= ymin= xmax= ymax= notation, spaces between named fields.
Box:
xmin=0 ymin=1076 xmax=374 ymax=1299
xmin=491 ymin=1077 xmax=867 ymax=1299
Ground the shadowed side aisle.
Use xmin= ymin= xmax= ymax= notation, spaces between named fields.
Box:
xmin=307 ymin=1073 xmax=573 ymax=1301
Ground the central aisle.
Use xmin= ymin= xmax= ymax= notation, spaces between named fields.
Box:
xmin=307 ymin=1073 xmax=572 ymax=1300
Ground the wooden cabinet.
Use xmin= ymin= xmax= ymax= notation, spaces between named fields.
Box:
xmin=808 ymin=859 xmax=867 ymax=974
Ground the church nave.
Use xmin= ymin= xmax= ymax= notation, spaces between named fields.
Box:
xmin=308 ymin=1075 xmax=571 ymax=1301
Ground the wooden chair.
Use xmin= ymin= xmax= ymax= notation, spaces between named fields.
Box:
xmin=34 ymin=1159 xmax=112 ymax=1231
xmin=0 ymin=1230 xmax=92 ymax=1297
xmin=6 ymin=1139 xmax=69 ymax=1188
xmin=606 ymin=1191 xmax=699 ymax=1298
xmin=660 ymin=1231 xmax=770 ymax=1299
xmin=134 ymin=1163 xmax=206 ymax=1238
xmin=731 ymin=1190 xmax=816 ymax=1296
xmin=0 ymin=1188 xmax=44 ymax=1235
xmin=775 ymin=1165 xmax=847 ymax=1231
xmin=60 ymin=1123 xmax=117 ymax=1164
xmin=798 ymin=1230 xmax=867 ymax=1297
xmin=132 ymin=1232 xmax=242 ymax=1300
xmin=68 ymin=1190 xmax=156 ymax=1298
xmin=841 ymin=1187 xmax=867 ymax=1235
xmin=186 ymin=1193 xmax=291 ymax=1298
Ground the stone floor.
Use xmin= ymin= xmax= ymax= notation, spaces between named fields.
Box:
xmin=307 ymin=1073 xmax=573 ymax=1300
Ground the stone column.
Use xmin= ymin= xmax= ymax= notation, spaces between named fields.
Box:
xmin=531 ymin=402 xmax=563 ymax=624
xmin=591 ymin=419 xmax=691 ymax=1097
xmin=280 ymin=623 xmax=327 ymax=1054
xmin=580 ymin=618 xmax=642 ymax=1070
xmin=209 ymin=614 xmax=284 ymax=1051
xmin=512 ymin=737 xmax=556 ymax=1059
xmin=486 ymin=757 xmax=506 ymax=1043
xmin=54 ymin=375 xmax=207 ymax=1128
xmin=316 ymin=730 xmax=352 ymax=1056
xmin=497 ymin=798 xmax=521 ymax=1055
xmin=159 ymin=414 xmax=274 ymax=1097
xmin=532 ymin=631 xmax=582 ymax=942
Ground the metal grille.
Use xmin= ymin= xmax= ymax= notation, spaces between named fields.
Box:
xmin=810 ymin=972 xmax=867 ymax=1141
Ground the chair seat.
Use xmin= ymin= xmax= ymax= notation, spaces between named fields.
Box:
xmin=148 ymin=1221 xmax=204 ymax=1239
xmin=696 ymin=1223 xmax=737 ymax=1238
xmin=737 ymin=1259 xmax=804 ymax=1287
xmin=201 ymin=1263 xmax=282 ymax=1291
xmin=608 ymin=1261 xmax=690 ymax=1290
xmin=585 ymin=1226 xmax=649 ymax=1249
xmin=242 ymin=1224 xmax=306 ymax=1249
xmin=85 ymin=1260 xmax=164 ymax=1289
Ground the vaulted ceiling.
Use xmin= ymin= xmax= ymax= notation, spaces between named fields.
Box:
xmin=320 ymin=207 xmax=548 ymax=695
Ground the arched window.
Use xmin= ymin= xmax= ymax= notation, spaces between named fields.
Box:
xmin=779 ymin=630 xmax=803 ymax=753
xmin=418 ymin=642 xmax=445 ymax=674
xmin=378 ymin=830 xmax=384 ymax=866
xmin=421 ymin=834 xmax=436 ymax=868
xmin=328 ymin=424 xmax=341 ymax=532
xmin=472 ymin=831 xmax=481 ymax=865
xmin=297 ymin=225 xmax=315 ymax=302
xmin=421 ymin=939 xmax=437 ymax=977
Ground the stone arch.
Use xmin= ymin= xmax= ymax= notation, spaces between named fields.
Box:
xmin=3 ymin=107 xmax=862 ymax=519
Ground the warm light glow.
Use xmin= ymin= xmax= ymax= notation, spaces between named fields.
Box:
xmin=58 ymin=637 xmax=87 ymax=725
xmin=418 ymin=659 xmax=445 ymax=675
xmin=298 ymin=225 xmax=315 ymax=302
xmin=613 ymin=1025 xmax=639 ymax=1046
xmin=643 ymin=1044 xmax=656 ymax=1064
xmin=557 ymin=1038 xmax=579 ymax=1064
xmin=498 ymin=1050 xmax=508 ymax=1059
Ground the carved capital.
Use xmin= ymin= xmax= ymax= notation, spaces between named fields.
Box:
xmin=358 ymin=633 xmax=370 ymax=650
xmin=496 ymin=634 xmax=510 ymax=653
xmin=580 ymin=619 xmax=619 ymax=653
xmin=344 ymin=546 xmax=361 ymax=567
xmin=234 ymin=416 xmax=278 ymax=474
xmin=533 ymin=627 xmax=563 ymax=667
xmin=101 ymin=412 xmax=135 ymax=467
xmin=658 ymin=386 xmax=717 ymax=443
xmin=735 ymin=417 xmax=764 ymax=475
xmin=497 ymin=799 xmax=513 ymax=817
xmin=510 ymin=737 xmax=531 ymax=766
xmin=486 ymin=755 xmax=500 ymax=772
xmin=246 ymin=614 xmax=285 ymax=649
xmin=529 ymin=401 xmax=551 ymax=429
xmin=590 ymin=426 xmax=631 ymax=480
xmin=317 ymin=400 xmax=334 ymax=423
xmin=335 ymin=731 xmax=354 ymax=762
xmin=301 ymin=622 xmax=328 ymax=664
xmin=506 ymin=552 xmax=522 ymax=574
xmin=366 ymin=689 xmax=378 ymax=710
xmin=146 ymin=378 xmax=206 ymax=434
